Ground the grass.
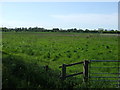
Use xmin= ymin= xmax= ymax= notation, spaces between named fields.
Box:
xmin=2 ymin=32 xmax=119 ymax=88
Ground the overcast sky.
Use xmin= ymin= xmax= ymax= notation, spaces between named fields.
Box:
xmin=0 ymin=2 xmax=118 ymax=30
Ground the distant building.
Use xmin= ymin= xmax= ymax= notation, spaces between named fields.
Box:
xmin=98 ymin=28 xmax=104 ymax=31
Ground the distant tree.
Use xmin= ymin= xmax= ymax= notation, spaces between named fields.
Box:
xmin=85 ymin=29 xmax=90 ymax=33
xmin=73 ymin=28 xmax=77 ymax=32
xmin=67 ymin=28 xmax=77 ymax=32
xmin=2 ymin=27 xmax=8 ymax=32
xmin=77 ymin=29 xmax=83 ymax=33
xmin=53 ymin=28 xmax=59 ymax=32
xmin=1 ymin=27 xmax=120 ymax=34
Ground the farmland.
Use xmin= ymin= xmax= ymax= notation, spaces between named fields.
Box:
xmin=2 ymin=32 xmax=119 ymax=88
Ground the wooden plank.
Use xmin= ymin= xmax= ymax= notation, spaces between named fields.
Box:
xmin=65 ymin=72 xmax=83 ymax=78
xmin=59 ymin=61 xmax=84 ymax=68
xmin=66 ymin=61 xmax=84 ymax=67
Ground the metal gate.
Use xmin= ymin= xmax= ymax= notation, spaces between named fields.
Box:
xmin=89 ymin=60 xmax=120 ymax=88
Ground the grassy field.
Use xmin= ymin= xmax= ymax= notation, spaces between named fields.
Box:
xmin=2 ymin=32 xmax=119 ymax=88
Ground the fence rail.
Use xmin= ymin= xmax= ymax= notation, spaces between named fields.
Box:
xmin=59 ymin=61 xmax=84 ymax=68
xmin=90 ymin=60 xmax=120 ymax=88
xmin=90 ymin=76 xmax=120 ymax=78
xmin=59 ymin=59 xmax=120 ymax=88
xmin=91 ymin=73 xmax=120 ymax=74
xmin=90 ymin=67 xmax=120 ymax=68
xmin=65 ymin=72 xmax=83 ymax=78
xmin=91 ymin=80 xmax=120 ymax=82
xmin=90 ymin=60 xmax=120 ymax=62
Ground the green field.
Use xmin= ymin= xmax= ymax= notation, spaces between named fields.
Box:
xmin=2 ymin=32 xmax=119 ymax=88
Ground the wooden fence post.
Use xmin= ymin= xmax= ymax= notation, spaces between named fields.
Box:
xmin=61 ymin=64 xmax=66 ymax=81
xmin=83 ymin=60 xmax=89 ymax=82
xmin=45 ymin=65 xmax=49 ymax=71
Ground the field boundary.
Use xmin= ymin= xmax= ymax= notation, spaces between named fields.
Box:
xmin=90 ymin=60 xmax=120 ymax=88
xmin=59 ymin=60 xmax=120 ymax=88
xmin=59 ymin=60 xmax=89 ymax=82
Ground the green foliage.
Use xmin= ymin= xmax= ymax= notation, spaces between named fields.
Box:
xmin=2 ymin=32 xmax=119 ymax=88
xmin=2 ymin=51 xmax=62 ymax=88
xmin=1 ymin=27 xmax=120 ymax=33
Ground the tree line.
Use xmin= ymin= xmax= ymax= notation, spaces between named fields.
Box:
xmin=0 ymin=27 xmax=120 ymax=34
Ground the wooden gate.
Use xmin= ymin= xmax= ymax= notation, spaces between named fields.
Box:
xmin=59 ymin=60 xmax=89 ymax=82
xmin=59 ymin=60 xmax=120 ymax=88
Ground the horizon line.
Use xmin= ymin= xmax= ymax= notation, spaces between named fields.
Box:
xmin=1 ymin=26 xmax=118 ymax=30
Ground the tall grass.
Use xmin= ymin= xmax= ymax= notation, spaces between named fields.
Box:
xmin=2 ymin=32 xmax=119 ymax=88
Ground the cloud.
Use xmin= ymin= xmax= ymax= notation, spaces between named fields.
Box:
xmin=51 ymin=13 xmax=118 ymax=27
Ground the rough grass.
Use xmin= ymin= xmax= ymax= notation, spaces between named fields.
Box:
xmin=2 ymin=32 xmax=119 ymax=88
